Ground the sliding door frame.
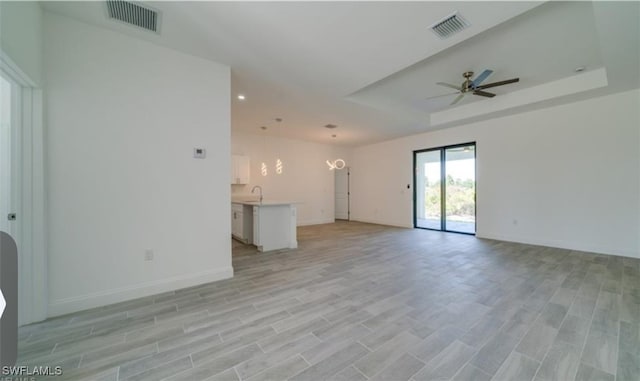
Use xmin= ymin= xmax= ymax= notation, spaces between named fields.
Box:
xmin=413 ymin=142 xmax=477 ymax=235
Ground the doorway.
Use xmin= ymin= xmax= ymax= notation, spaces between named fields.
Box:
xmin=414 ymin=143 xmax=476 ymax=234
xmin=0 ymin=72 xmax=19 ymax=239
xmin=335 ymin=167 xmax=350 ymax=220
xmin=1 ymin=52 xmax=47 ymax=325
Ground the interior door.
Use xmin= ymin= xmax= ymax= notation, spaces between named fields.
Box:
xmin=0 ymin=72 xmax=18 ymax=240
xmin=1 ymin=70 xmax=22 ymax=328
xmin=335 ymin=167 xmax=350 ymax=220
xmin=1 ymin=55 xmax=48 ymax=325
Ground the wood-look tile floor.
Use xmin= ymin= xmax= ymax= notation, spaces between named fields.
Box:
xmin=18 ymin=221 xmax=640 ymax=380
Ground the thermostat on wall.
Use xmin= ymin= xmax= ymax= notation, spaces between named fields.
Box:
xmin=193 ymin=148 xmax=206 ymax=159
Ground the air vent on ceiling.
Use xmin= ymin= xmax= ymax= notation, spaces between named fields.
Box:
xmin=429 ymin=12 xmax=470 ymax=39
xmin=106 ymin=0 xmax=160 ymax=33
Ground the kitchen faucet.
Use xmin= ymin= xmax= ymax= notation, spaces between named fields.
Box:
xmin=251 ymin=185 xmax=263 ymax=204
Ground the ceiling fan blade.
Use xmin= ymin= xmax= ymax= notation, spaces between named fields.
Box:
xmin=425 ymin=92 xmax=459 ymax=100
xmin=473 ymin=90 xmax=496 ymax=98
xmin=436 ymin=82 xmax=461 ymax=90
xmin=471 ymin=69 xmax=493 ymax=88
xmin=450 ymin=93 xmax=465 ymax=105
xmin=475 ymin=78 xmax=520 ymax=90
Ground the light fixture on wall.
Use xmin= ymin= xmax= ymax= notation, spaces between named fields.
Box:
xmin=261 ymin=162 xmax=268 ymax=176
xmin=326 ymin=159 xmax=346 ymax=170
xmin=237 ymin=94 xmax=246 ymax=100
xmin=276 ymin=159 xmax=283 ymax=174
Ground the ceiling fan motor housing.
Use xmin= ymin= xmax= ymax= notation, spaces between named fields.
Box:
xmin=462 ymin=71 xmax=474 ymax=92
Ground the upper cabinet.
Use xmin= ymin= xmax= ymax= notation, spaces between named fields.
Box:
xmin=231 ymin=155 xmax=250 ymax=184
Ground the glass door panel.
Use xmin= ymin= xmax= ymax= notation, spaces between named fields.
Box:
xmin=414 ymin=143 xmax=476 ymax=235
xmin=444 ymin=145 xmax=476 ymax=234
xmin=415 ymin=150 xmax=441 ymax=230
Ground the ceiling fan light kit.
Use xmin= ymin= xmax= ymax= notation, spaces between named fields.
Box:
xmin=432 ymin=69 xmax=520 ymax=105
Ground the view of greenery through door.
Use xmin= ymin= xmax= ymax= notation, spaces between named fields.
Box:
xmin=415 ymin=143 xmax=476 ymax=234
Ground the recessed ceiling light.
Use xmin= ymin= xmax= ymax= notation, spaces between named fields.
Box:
xmin=237 ymin=94 xmax=245 ymax=100
xmin=325 ymin=124 xmax=337 ymax=129
xmin=574 ymin=66 xmax=586 ymax=73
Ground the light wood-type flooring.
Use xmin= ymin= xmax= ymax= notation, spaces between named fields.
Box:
xmin=17 ymin=221 xmax=640 ymax=380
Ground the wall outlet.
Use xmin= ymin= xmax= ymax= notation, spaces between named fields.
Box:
xmin=144 ymin=249 xmax=154 ymax=261
xmin=193 ymin=148 xmax=206 ymax=159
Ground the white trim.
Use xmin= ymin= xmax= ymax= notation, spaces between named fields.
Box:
xmin=20 ymin=88 xmax=47 ymax=324
xmin=0 ymin=50 xmax=47 ymax=325
xmin=297 ymin=218 xmax=335 ymax=226
xmin=477 ymin=232 xmax=639 ymax=259
xmin=350 ymin=217 xmax=412 ymax=229
xmin=0 ymin=51 xmax=36 ymax=88
xmin=48 ymin=267 xmax=234 ymax=317
xmin=29 ymin=89 xmax=46 ymax=322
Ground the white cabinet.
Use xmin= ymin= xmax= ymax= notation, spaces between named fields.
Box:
xmin=252 ymin=204 xmax=297 ymax=252
xmin=231 ymin=203 xmax=243 ymax=239
xmin=231 ymin=155 xmax=250 ymax=185
xmin=231 ymin=203 xmax=253 ymax=244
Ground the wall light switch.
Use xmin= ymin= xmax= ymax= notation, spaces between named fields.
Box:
xmin=194 ymin=148 xmax=206 ymax=159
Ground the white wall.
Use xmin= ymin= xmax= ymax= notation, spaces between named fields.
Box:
xmin=231 ymin=132 xmax=351 ymax=226
xmin=44 ymin=13 xmax=232 ymax=316
xmin=352 ymin=89 xmax=640 ymax=258
xmin=0 ymin=1 xmax=43 ymax=85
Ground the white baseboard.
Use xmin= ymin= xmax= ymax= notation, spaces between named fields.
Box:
xmin=477 ymin=232 xmax=639 ymax=259
xmin=297 ymin=218 xmax=335 ymax=226
xmin=350 ymin=217 xmax=412 ymax=229
xmin=48 ymin=266 xmax=234 ymax=317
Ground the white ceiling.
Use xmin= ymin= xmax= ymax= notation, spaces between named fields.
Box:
xmin=42 ymin=1 xmax=640 ymax=147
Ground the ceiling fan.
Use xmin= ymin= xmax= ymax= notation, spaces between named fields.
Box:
xmin=428 ymin=70 xmax=520 ymax=105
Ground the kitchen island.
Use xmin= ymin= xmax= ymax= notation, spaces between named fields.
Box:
xmin=232 ymin=200 xmax=297 ymax=252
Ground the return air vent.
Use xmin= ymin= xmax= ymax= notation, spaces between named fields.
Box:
xmin=106 ymin=0 xmax=160 ymax=33
xmin=429 ymin=12 xmax=470 ymax=39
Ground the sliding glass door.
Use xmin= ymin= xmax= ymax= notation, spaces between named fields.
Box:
xmin=415 ymin=150 xmax=442 ymax=230
xmin=414 ymin=143 xmax=476 ymax=234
